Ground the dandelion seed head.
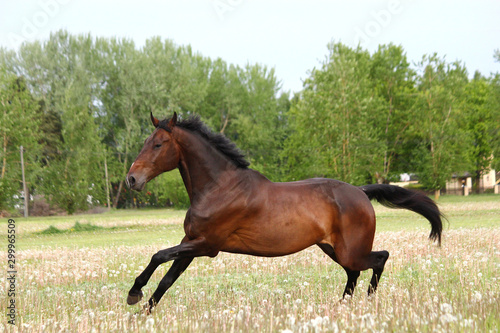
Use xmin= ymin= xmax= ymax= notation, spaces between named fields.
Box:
xmin=440 ymin=303 xmax=453 ymax=314
xmin=472 ymin=291 xmax=482 ymax=302
xmin=440 ymin=312 xmax=457 ymax=324
xmin=145 ymin=317 xmax=155 ymax=329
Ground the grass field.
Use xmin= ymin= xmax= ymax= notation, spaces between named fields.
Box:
xmin=1 ymin=195 xmax=499 ymax=332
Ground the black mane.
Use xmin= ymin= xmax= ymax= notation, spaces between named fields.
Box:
xmin=158 ymin=115 xmax=250 ymax=169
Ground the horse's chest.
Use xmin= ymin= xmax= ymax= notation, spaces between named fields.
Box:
xmin=184 ymin=207 xmax=242 ymax=242
xmin=184 ymin=209 xmax=216 ymax=239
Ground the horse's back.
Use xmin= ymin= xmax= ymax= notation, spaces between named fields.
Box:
xmin=272 ymin=177 xmax=376 ymax=241
xmin=271 ymin=177 xmax=374 ymax=217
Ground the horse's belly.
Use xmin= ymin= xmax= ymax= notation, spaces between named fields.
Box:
xmin=221 ymin=217 xmax=325 ymax=257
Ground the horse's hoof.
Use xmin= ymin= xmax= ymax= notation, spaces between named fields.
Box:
xmin=127 ymin=290 xmax=143 ymax=305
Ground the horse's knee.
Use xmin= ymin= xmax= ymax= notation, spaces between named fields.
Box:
xmin=339 ymin=250 xmax=389 ymax=272
xmin=335 ymin=249 xmax=371 ymax=271
xmin=372 ymin=250 xmax=389 ymax=270
xmin=378 ymin=250 xmax=389 ymax=264
xmin=345 ymin=268 xmax=360 ymax=279
xmin=151 ymin=252 xmax=165 ymax=265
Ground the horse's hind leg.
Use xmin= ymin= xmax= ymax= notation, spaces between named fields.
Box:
xmin=318 ymin=243 xmax=389 ymax=297
xmin=367 ymin=250 xmax=389 ymax=295
xmin=317 ymin=244 xmax=360 ymax=298
xmin=343 ymin=268 xmax=360 ymax=297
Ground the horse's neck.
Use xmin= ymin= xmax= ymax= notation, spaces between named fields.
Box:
xmin=176 ymin=129 xmax=237 ymax=203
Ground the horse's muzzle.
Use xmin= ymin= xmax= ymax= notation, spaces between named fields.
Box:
xmin=126 ymin=173 xmax=146 ymax=191
xmin=126 ymin=175 xmax=136 ymax=188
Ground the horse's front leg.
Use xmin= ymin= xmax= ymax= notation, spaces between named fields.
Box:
xmin=127 ymin=237 xmax=214 ymax=306
xmin=138 ymin=256 xmax=194 ymax=313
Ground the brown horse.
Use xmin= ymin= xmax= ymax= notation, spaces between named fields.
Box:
xmin=126 ymin=112 xmax=443 ymax=311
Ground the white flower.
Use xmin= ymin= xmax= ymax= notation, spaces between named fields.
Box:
xmin=461 ymin=319 xmax=474 ymax=327
xmin=360 ymin=313 xmax=375 ymax=328
xmin=145 ymin=317 xmax=155 ymax=330
xmin=311 ymin=316 xmax=323 ymax=326
xmin=472 ymin=291 xmax=482 ymax=302
xmin=236 ymin=309 xmax=244 ymax=322
xmin=440 ymin=313 xmax=457 ymax=324
xmin=440 ymin=303 xmax=453 ymax=313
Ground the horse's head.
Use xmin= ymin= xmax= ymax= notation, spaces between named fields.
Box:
xmin=126 ymin=112 xmax=180 ymax=191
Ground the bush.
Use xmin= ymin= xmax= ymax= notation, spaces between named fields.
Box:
xmin=30 ymin=195 xmax=65 ymax=216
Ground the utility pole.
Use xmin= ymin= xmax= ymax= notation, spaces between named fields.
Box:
xmin=20 ymin=145 xmax=28 ymax=217
xmin=104 ymin=153 xmax=111 ymax=210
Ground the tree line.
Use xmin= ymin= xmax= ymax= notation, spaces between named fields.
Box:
xmin=1 ymin=31 xmax=499 ymax=214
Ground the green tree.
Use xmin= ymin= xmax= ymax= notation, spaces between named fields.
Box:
xmin=230 ymin=64 xmax=287 ymax=180
xmin=369 ymin=44 xmax=416 ymax=182
xmin=36 ymin=99 xmax=63 ymax=167
xmin=198 ymin=59 xmax=241 ymax=132
xmin=96 ymin=37 xmax=146 ymax=208
xmin=461 ymin=74 xmax=495 ymax=192
xmin=10 ymin=31 xmax=108 ymax=213
xmin=411 ymin=54 xmax=468 ymax=198
xmin=40 ymin=83 xmax=105 ymax=214
xmin=489 ymin=50 xmax=500 ymax=171
xmin=0 ymin=72 xmax=41 ymax=212
xmin=283 ymin=42 xmax=384 ymax=184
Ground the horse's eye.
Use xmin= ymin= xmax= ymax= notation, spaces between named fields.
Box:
xmin=154 ymin=144 xmax=162 ymax=149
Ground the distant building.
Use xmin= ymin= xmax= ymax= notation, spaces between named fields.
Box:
xmin=445 ymin=169 xmax=498 ymax=195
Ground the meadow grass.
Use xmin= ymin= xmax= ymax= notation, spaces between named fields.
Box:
xmin=1 ymin=195 xmax=499 ymax=332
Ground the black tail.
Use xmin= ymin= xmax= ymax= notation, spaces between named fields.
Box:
xmin=360 ymin=184 xmax=443 ymax=245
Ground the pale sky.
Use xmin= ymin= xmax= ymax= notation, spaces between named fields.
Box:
xmin=1 ymin=0 xmax=499 ymax=93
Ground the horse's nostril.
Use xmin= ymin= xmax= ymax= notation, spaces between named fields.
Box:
xmin=128 ymin=175 xmax=136 ymax=188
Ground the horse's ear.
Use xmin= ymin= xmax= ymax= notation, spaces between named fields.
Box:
xmin=150 ymin=112 xmax=159 ymax=128
xmin=168 ymin=112 xmax=177 ymax=129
